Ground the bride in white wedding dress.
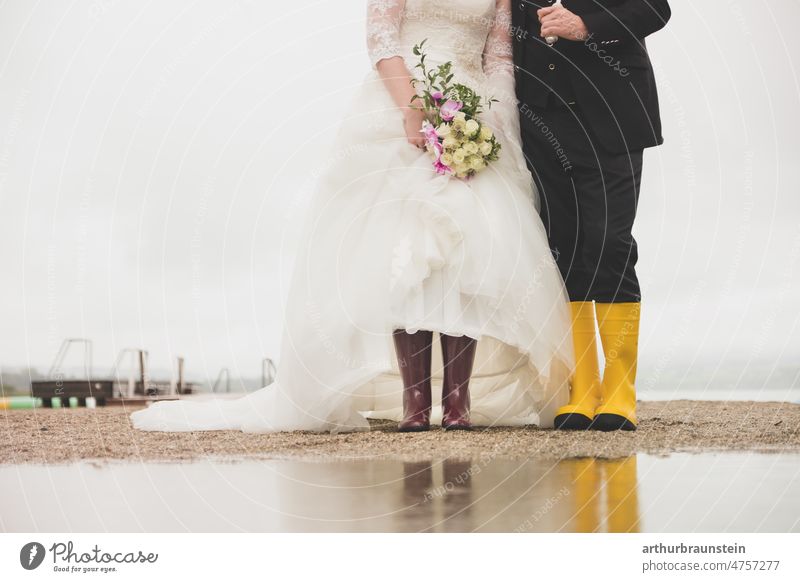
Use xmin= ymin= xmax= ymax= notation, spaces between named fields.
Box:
xmin=131 ymin=0 xmax=573 ymax=434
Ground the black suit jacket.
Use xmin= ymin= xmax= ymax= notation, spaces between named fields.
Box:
xmin=512 ymin=0 xmax=671 ymax=153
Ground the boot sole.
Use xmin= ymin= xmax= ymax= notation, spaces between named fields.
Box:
xmin=591 ymin=413 xmax=637 ymax=432
xmin=554 ymin=413 xmax=593 ymax=431
xmin=442 ymin=424 xmax=472 ymax=431
xmin=398 ymin=425 xmax=430 ymax=433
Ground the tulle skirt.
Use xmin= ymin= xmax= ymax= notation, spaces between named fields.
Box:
xmin=131 ymin=70 xmax=574 ymax=433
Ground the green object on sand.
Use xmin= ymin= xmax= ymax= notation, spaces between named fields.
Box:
xmin=0 ymin=397 xmax=44 ymax=410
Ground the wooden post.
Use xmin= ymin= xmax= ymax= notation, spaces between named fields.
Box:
xmin=139 ymin=350 xmax=150 ymax=395
xmin=177 ymin=357 xmax=185 ymax=395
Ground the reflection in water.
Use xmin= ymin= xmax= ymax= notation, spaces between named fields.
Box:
xmin=564 ymin=457 xmax=640 ymax=533
xmin=1 ymin=453 xmax=798 ymax=532
xmin=398 ymin=456 xmax=640 ymax=533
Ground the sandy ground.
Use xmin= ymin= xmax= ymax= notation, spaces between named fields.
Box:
xmin=2 ymin=400 xmax=799 ymax=464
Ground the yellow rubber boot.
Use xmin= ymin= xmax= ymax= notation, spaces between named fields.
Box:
xmin=554 ymin=301 xmax=602 ymax=430
xmin=593 ymin=302 xmax=640 ymax=431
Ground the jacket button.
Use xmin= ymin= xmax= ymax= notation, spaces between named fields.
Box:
xmin=548 ymin=63 xmax=555 ymax=70
xmin=518 ymin=2 xmax=525 ymax=9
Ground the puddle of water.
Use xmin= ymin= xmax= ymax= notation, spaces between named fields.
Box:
xmin=1 ymin=453 xmax=798 ymax=532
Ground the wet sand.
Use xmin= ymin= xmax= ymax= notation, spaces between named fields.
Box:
xmin=2 ymin=400 xmax=799 ymax=464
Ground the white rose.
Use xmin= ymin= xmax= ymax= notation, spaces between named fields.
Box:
xmin=436 ymin=123 xmax=452 ymax=137
xmin=480 ymin=141 xmax=493 ymax=155
xmin=465 ymin=119 xmax=479 ymax=136
xmin=479 ymin=126 xmax=493 ymax=141
xmin=470 ymin=157 xmax=485 ymax=171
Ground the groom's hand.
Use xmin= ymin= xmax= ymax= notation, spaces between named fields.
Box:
xmin=538 ymin=5 xmax=589 ymax=41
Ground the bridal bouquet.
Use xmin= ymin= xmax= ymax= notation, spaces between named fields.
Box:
xmin=411 ymin=40 xmax=501 ymax=179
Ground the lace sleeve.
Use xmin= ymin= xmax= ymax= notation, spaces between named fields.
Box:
xmin=366 ymin=0 xmax=406 ymax=68
xmin=482 ymin=0 xmax=514 ymax=79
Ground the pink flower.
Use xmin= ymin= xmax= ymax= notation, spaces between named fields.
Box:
xmin=431 ymin=90 xmax=444 ymax=103
xmin=420 ymin=121 xmax=451 ymax=175
xmin=421 ymin=121 xmax=439 ymax=146
xmin=433 ymin=158 xmax=452 ymax=175
xmin=439 ymin=100 xmax=463 ymax=122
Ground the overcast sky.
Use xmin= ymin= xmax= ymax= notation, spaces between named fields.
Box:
xmin=1 ymin=1 xmax=798 ymax=390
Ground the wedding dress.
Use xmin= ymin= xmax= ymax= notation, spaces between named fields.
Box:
xmin=131 ymin=0 xmax=573 ymax=433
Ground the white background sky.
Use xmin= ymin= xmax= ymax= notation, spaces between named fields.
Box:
xmin=1 ymin=1 xmax=798 ymax=391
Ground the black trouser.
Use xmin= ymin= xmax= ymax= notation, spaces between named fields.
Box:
xmin=520 ymin=102 xmax=643 ymax=303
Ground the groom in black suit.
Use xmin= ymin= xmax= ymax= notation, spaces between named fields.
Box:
xmin=511 ymin=1 xmax=671 ymax=431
